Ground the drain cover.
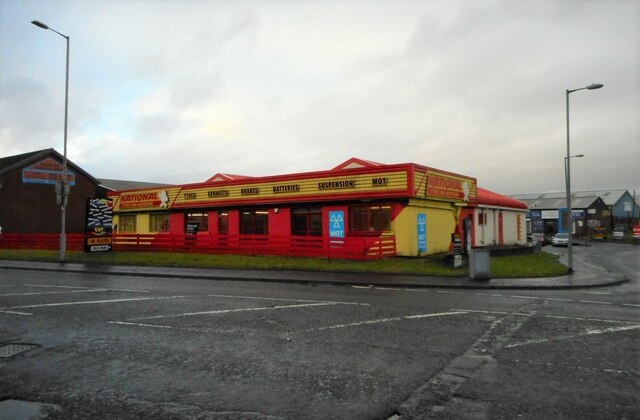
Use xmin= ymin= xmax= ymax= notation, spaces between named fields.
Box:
xmin=0 ymin=343 xmax=40 ymax=358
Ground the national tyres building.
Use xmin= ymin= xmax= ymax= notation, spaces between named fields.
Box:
xmin=108 ymin=158 xmax=527 ymax=259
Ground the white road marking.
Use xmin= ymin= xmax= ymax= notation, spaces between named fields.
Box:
xmin=579 ymin=300 xmax=612 ymax=305
xmin=207 ymin=294 xmax=368 ymax=306
xmin=405 ymin=311 xmax=469 ymax=319
xmin=436 ymin=290 xmax=464 ymax=294
xmin=307 ymin=311 xmax=467 ymax=332
xmin=510 ymin=295 xmax=539 ymax=300
xmin=2 ymin=295 xmax=185 ymax=310
xmin=0 ymin=309 xmax=33 ymax=316
xmin=133 ymin=302 xmax=337 ymax=321
xmin=376 ymin=287 xmax=401 ymax=291
xmin=351 ymin=285 xmax=372 ymax=289
xmin=404 ymin=289 xmax=431 ymax=293
xmin=475 ymin=293 xmax=503 ymax=297
xmin=583 ymin=291 xmax=611 ymax=295
xmin=109 ymin=321 xmax=182 ymax=330
xmin=0 ymin=289 xmax=107 ymax=297
xmin=505 ymin=324 xmax=640 ymax=348
xmin=622 ymin=303 xmax=640 ymax=308
xmin=24 ymin=284 xmax=149 ymax=293
xmin=546 ymin=298 xmax=573 ymax=302
xmin=454 ymin=309 xmax=635 ymax=324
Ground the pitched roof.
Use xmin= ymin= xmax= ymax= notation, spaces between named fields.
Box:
xmin=476 ymin=188 xmax=527 ymax=209
xmin=516 ymin=195 xmax=602 ymax=210
xmin=205 ymin=173 xmax=254 ymax=183
xmin=510 ymin=190 xmax=630 ymax=206
xmin=0 ymin=148 xmax=98 ymax=184
xmin=331 ymin=157 xmax=384 ymax=171
xmin=97 ymin=178 xmax=175 ymax=192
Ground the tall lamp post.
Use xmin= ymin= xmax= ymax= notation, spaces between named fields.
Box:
xmin=31 ymin=20 xmax=70 ymax=262
xmin=565 ymin=83 xmax=603 ymax=272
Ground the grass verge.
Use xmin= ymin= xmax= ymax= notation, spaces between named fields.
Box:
xmin=0 ymin=249 xmax=567 ymax=278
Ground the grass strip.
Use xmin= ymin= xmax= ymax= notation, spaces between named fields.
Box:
xmin=0 ymin=249 xmax=566 ymax=278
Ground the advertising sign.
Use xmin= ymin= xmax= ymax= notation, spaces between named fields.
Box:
xmin=185 ymin=221 xmax=200 ymax=235
xmin=527 ymin=210 xmax=542 ymax=219
xmin=85 ymin=198 xmax=113 ymax=252
xmin=417 ymin=213 xmax=427 ymax=253
xmin=329 ymin=211 xmax=345 ymax=238
xmin=22 ymin=158 xmax=76 ymax=186
xmin=426 ymin=173 xmax=471 ymax=201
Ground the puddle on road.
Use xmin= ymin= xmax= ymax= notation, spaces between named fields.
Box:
xmin=0 ymin=399 xmax=60 ymax=419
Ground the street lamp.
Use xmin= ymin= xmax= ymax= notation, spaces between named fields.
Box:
xmin=31 ymin=20 xmax=70 ymax=262
xmin=565 ymin=83 xmax=603 ymax=272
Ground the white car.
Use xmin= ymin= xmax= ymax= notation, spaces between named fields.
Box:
xmin=552 ymin=232 xmax=570 ymax=246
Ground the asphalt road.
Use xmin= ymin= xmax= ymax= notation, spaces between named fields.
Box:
xmin=0 ymin=242 xmax=638 ymax=419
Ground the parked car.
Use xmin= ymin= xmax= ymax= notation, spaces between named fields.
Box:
xmin=527 ymin=233 xmax=548 ymax=246
xmin=591 ymin=227 xmax=607 ymax=240
xmin=552 ymin=232 xmax=570 ymax=246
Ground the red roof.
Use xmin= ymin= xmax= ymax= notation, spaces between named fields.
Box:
xmin=476 ymin=188 xmax=527 ymax=209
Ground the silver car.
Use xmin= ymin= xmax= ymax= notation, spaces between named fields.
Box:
xmin=552 ymin=232 xmax=570 ymax=246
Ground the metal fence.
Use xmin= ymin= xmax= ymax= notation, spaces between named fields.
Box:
xmin=0 ymin=233 xmax=396 ymax=260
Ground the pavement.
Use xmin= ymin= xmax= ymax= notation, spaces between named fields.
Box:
xmin=0 ymin=251 xmax=629 ymax=290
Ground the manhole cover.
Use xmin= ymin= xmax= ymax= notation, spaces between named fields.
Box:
xmin=0 ymin=343 xmax=40 ymax=358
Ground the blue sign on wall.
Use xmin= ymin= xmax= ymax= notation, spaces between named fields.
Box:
xmin=329 ymin=211 xmax=345 ymax=238
xmin=527 ymin=210 xmax=542 ymax=219
xmin=418 ymin=213 xmax=427 ymax=253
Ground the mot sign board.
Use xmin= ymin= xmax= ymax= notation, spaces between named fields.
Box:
xmin=329 ymin=211 xmax=345 ymax=239
xmin=417 ymin=213 xmax=427 ymax=253
xmin=85 ymin=198 xmax=113 ymax=252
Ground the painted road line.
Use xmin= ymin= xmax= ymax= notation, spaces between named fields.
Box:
xmin=622 ymin=303 xmax=640 ymax=308
xmin=455 ymin=309 xmax=635 ymax=324
xmin=207 ymin=294 xmax=368 ymax=306
xmin=376 ymin=287 xmax=401 ymax=291
xmin=505 ymin=324 xmax=640 ymax=348
xmin=0 ymin=289 xmax=107 ymax=297
xmin=546 ymin=298 xmax=573 ymax=302
xmin=404 ymin=289 xmax=432 ymax=293
xmin=24 ymin=284 xmax=149 ymax=293
xmin=2 ymin=295 xmax=186 ymax=310
xmin=351 ymin=285 xmax=372 ymax=289
xmin=109 ymin=321 xmax=183 ymax=330
xmin=475 ymin=293 xmax=503 ymax=297
xmin=510 ymin=295 xmax=540 ymax=300
xmin=580 ymin=300 xmax=612 ymax=305
xmin=307 ymin=311 xmax=468 ymax=332
xmin=541 ymin=314 xmax=636 ymax=324
xmin=25 ymin=284 xmax=106 ymax=290
xmin=583 ymin=291 xmax=611 ymax=295
xmin=133 ymin=302 xmax=338 ymax=321
xmin=0 ymin=309 xmax=33 ymax=316
xmin=436 ymin=290 xmax=464 ymax=294
xmin=405 ymin=311 xmax=469 ymax=319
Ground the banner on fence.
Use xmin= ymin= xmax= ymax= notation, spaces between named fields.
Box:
xmin=85 ymin=198 xmax=113 ymax=252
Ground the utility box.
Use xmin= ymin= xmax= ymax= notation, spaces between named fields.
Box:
xmin=470 ymin=249 xmax=491 ymax=281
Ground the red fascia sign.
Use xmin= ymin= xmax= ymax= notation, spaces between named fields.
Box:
xmin=22 ymin=158 xmax=76 ymax=186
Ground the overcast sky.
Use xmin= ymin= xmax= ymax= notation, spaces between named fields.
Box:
xmin=1 ymin=0 xmax=638 ymax=195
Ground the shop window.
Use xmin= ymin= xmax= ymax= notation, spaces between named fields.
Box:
xmin=118 ymin=214 xmax=137 ymax=233
xmin=186 ymin=212 xmax=208 ymax=232
xmin=348 ymin=205 xmax=392 ymax=233
xmin=218 ymin=212 xmax=229 ymax=234
xmin=292 ymin=208 xmax=322 ymax=236
xmin=240 ymin=210 xmax=269 ymax=235
xmin=478 ymin=213 xmax=487 ymax=225
xmin=149 ymin=213 xmax=170 ymax=233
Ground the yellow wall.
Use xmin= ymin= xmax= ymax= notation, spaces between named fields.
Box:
xmin=394 ymin=199 xmax=458 ymax=256
xmin=114 ymin=213 xmax=151 ymax=234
